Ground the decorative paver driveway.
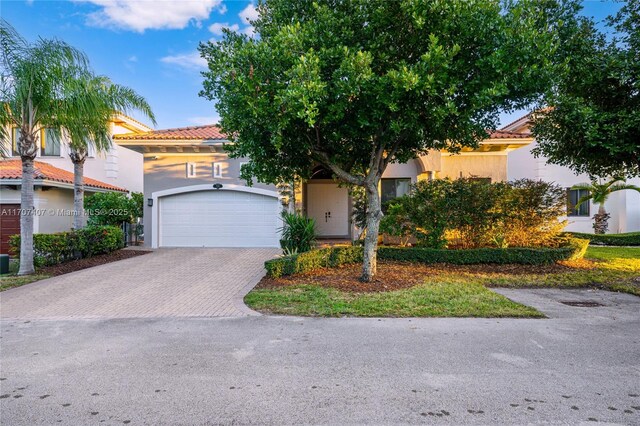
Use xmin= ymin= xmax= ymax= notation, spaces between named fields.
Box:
xmin=0 ymin=248 xmax=279 ymax=320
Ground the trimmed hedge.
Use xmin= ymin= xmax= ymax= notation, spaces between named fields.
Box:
xmin=264 ymin=238 xmax=590 ymax=278
xmin=265 ymin=246 xmax=363 ymax=278
xmin=566 ymin=232 xmax=640 ymax=247
xmin=9 ymin=226 xmax=124 ymax=267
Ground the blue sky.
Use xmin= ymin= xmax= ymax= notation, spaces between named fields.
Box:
xmin=2 ymin=0 xmax=622 ymax=131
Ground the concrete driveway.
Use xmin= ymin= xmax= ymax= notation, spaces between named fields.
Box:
xmin=0 ymin=248 xmax=279 ymax=320
xmin=0 ymin=289 xmax=638 ymax=425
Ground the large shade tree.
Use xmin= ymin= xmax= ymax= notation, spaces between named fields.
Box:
xmin=63 ymin=75 xmax=155 ymax=230
xmin=532 ymin=0 xmax=640 ymax=178
xmin=0 ymin=20 xmax=90 ymax=275
xmin=200 ymin=0 xmax=581 ymax=281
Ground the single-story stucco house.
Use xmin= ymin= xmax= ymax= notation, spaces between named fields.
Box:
xmin=114 ymin=124 xmax=534 ymax=248
xmin=0 ymin=114 xmax=149 ymax=254
xmin=504 ymin=114 xmax=640 ymax=234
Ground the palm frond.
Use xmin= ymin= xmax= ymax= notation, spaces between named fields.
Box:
xmin=608 ymin=183 xmax=640 ymax=194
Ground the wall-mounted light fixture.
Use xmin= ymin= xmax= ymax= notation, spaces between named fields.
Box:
xmin=147 ymin=198 xmax=153 ymax=207
xmin=213 ymin=183 xmax=223 ymax=190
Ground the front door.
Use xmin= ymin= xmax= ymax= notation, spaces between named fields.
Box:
xmin=306 ymin=183 xmax=349 ymax=237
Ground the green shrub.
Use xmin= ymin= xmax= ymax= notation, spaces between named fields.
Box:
xmin=566 ymin=232 xmax=640 ymax=246
xmin=263 ymin=241 xmax=587 ymax=278
xmin=9 ymin=226 xmax=124 ymax=267
xmin=279 ymin=212 xmax=317 ymax=254
xmin=265 ymin=246 xmax=363 ymax=278
xmin=384 ymin=178 xmax=567 ymax=249
xmin=84 ymin=192 xmax=143 ymax=226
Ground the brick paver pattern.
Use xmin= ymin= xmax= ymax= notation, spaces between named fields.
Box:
xmin=0 ymin=248 xmax=279 ymax=320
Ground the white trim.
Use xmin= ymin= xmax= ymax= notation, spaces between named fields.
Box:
xmin=150 ymin=184 xmax=281 ymax=249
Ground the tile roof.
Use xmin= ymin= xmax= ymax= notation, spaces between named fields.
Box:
xmin=0 ymin=160 xmax=127 ymax=192
xmin=114 ymin=124 xmax=227 ymax=141
xmin=113 ymin=123 xmax=529 ymax=142
xmin=487 ymin=129 xmax=531 ymax=139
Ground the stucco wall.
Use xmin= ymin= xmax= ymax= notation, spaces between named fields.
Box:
xmin=0 ymin=186 xmax=76 ymax=234
xmin=142 ymin=154 xmax=276 ymax=247
xmin=382 ymin=160 xmax=419 ymax=182
xmin=439 ymin=154 xmax=508 ymax=182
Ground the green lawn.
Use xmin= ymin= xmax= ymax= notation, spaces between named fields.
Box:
xmin=0 ymin=274 xmax=51 ymax=292
xmin=0 ymin=260 xmax=51 ymax=291
xmin=584 ymin=246 xmax=640 ymax=260
xmin=245 ymin=281 xmax=544 ymax=318
xmin=245 ymin=246 xmax=639 ymax=317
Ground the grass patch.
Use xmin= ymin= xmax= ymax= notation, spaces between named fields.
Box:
xmin=245 ymin=281 xmax=544 ymax=318
xmin=0 ymin=274 xmax=51 ymax=291
xmin=585 ymin=246 xmax=640 ymax=260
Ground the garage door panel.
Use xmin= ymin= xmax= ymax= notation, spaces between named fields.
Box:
xmin=159 ymin=190 xmax=281 ymax=248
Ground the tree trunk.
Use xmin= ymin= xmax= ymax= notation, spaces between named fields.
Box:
xmin=72 ymin=158 xmax=87 ymax=230
xmin=18 ymin=158 xmax=35 ymax=275
xmin=593 ymin=204 xmax=609 ymax=235
xmin=361 ymin=182 xmax=382 ymax=282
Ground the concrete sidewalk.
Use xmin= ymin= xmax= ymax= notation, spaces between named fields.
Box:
xmin=1 ymin=288 xmax=638 ymax=424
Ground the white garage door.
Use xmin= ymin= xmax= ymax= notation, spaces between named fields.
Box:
xmin=159 ymin=190 xmax=281 ymax=247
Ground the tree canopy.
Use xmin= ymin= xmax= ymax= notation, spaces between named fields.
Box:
xmin=199 ymin=0 xmax=582 ymax=280
xmin=532 ymin=1 xmax=640 ymax=179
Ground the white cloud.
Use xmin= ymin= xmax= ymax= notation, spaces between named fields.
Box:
xmin=209 ymin=22 xmax=239 ymax=36
xmin=80 ymin=0 xmax=222 ymax=32
xmin=161 ymin=52 xmax=207 ymax=71
xmin=239 ymin=3 xmax=259 ymax=24
xmin=217 ymin=3 xmax=227 ymax=15
xmin=189 ymin=115 xmax=221 ymax=125
xmin=241 ymin=26 xmax=255 ymax=37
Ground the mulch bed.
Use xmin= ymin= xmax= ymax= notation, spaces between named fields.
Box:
xmin=255 ymin=260 xmax=594 ymax=293
xmin=38 ymin=249 xmax=151 ymax=277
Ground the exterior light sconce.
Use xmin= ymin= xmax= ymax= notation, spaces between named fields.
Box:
xmin=213 ymin=183 xmax=223 ymax=190
xmin=147 ymin=198 xmax=153 ymax=207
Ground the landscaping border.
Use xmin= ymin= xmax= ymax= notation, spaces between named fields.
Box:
xmin=566 ymin=232 xmax=640 ymax=246
xmin=264 ymin=238 xmax=589 ymax=278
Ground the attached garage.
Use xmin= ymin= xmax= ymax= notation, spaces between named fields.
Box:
xmin=153 ymin=185 xmax=281 ymax=248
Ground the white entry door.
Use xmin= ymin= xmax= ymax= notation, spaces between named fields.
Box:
xmin=306 ymin=184 xmax=349 ymax=237
xmin=158 ymin=189 xmax=281 ymax=247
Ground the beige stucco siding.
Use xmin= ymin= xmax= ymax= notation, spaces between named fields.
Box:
xmin=439 ymin=154 xmax=508 ymax=182
xmin=142 ymin=154 xmax=276 ymax=247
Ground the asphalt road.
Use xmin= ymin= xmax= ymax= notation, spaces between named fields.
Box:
xmin=1 ymin=288 xmax=639 ymax=425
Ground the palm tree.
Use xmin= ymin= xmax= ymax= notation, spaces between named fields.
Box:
xmin=61 ymin=75 xmax=155 ymax=229
xmin=572 ymin=178 xmax=640 ymax=234
xmin=0 ymin=20 xmax=90 ymax=275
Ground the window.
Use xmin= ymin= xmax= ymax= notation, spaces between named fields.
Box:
xmin=381 ymin=178 xmax=411 ymax=206
xmin=567 ymin=188 xmax=590 ymax=217
xmin=186 ymin=162 xmax=197 ymax=178
xmin=213 ymin=162 xmax=223 ymax=178
xmin=11 ymin=128 xmax=21 ymax=156
xmin=40 ymin=128 xmax=61 ymax=156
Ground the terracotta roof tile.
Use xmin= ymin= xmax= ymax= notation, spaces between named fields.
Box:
xmin=0 ymin=160 xmax=127 ymax=192
xmin=114 ymin=124 xmax=227 ymax=141
xmin=113 ymin=123 xmax=529 ymax=142
xmin=487 ymin=129 xmax=531 ymax=139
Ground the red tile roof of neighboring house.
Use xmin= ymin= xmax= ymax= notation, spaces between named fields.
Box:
xmin=487 ymin=129 xmax=531 ymax=139
xmin=0 ymin=160 xmax=127 ymax=192
xmin=114 ymin=124 xmax=227 ymax=141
